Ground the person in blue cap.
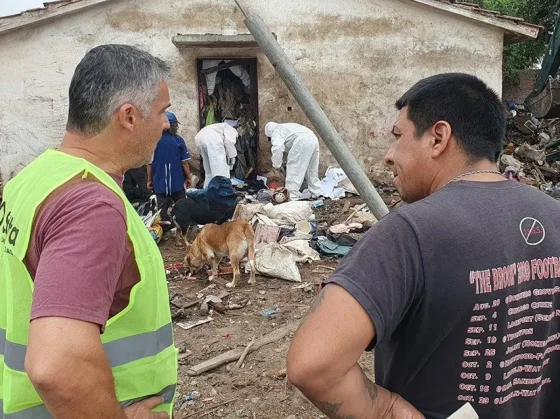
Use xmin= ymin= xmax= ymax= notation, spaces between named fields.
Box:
xmin=148 ymin=111 xmax=192 ymax=223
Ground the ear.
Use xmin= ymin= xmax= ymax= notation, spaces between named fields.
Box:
xmin=429 ymin=120 xmax=452 ymax=159
xmin=116 ymin=103 xmax=138 ymax=133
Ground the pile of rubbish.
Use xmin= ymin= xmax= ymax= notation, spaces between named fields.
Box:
xmin=232 ymin=187 xmax=377 ymax=282
xmin=135 ymin=196 xmax=164 ymax=243
xmin=231 ymin=166 xmax=360 ymax=205
xmin=502 ymin=104 xmax=560 ymax=195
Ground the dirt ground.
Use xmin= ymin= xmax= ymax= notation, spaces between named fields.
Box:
xmin=161 ymin=195 xmax=398 ymax=419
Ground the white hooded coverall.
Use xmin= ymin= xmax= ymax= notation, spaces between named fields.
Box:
xmin=195 ymin=123 xmax=238 ymax=188
xmin=265 ymin=122 xmax=322 ymax=200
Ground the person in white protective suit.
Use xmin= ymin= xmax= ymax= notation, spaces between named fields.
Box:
xmin=195 ymin=123 xmax=238 ymax=188
xmin=265 ymin=122 xmax=322 ymax=201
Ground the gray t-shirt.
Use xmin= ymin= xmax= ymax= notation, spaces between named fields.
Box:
xmin=326 ymin=180 xmax=560 ymax=419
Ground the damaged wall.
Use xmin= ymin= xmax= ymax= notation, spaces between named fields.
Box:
xmin=0 ymin=0 xmax=504 ymax=182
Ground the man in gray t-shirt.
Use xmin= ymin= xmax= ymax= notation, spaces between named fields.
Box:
xmin=287 ymin=73 xmax=560 ymax=419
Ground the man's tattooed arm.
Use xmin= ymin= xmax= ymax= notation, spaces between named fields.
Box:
xmin=287 ymin=284 xmax=424 ymax=419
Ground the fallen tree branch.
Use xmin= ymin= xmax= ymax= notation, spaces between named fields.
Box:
xmin=187 ymin=323 xmax=299 ymax=376
xmin=180 ymin=398 xmax=236 ymax=418
xmin=236 ymin=337 xmax=255 ymax=368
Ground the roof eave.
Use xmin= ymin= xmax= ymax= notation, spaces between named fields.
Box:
xmin=0 ymin=0 xmax=114 ymax=37
xmin=407 ymin=0 xmax=541 ymax=44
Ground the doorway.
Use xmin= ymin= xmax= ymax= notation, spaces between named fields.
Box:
xmin=197 ymin=58 xmax=259 ymax=180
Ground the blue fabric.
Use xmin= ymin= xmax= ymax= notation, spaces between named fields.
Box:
xmin=186 ymin=176 xmax=236 ymax=211
xmin=152 ymin=131 xmax=191 ymax=195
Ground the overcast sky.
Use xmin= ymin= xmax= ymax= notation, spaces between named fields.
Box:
xmin=0 ymin=1 xmax=45 ymax=17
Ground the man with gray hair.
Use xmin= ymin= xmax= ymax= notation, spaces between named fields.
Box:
xmin=0 ymin=44 xmax=177 ymax=418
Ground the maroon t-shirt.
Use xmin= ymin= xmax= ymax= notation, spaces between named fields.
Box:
xmin=25 ymin=175 xmax=140 ymax=330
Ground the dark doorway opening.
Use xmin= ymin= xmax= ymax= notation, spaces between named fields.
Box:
xmin=196 ymin=58 xmax=259 ymax=181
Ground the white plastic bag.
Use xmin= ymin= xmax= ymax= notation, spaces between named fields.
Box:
xmin=263 ymin=201 xmax=313 ymax=224
xmin=255 ymin=243 xmax=301 ymax=282
xmin=282 ymin=240 xmax=321 ymax=263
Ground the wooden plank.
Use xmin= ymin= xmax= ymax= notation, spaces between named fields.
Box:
xmin=186 ymin=323 xmax=298 ymax=376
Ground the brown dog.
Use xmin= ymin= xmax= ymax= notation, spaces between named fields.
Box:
xmin=184 ymin=220 xmax=256 ymax=288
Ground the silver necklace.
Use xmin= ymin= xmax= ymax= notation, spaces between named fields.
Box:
xmin=443 ymin=170 xmax=503 ymax=188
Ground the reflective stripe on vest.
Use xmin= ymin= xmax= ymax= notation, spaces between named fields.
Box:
xmin=2 ymin=323 xmax=173 ymax=372
xmin=0 ymin=384 xmax=177 ymax=418
xmin=0 ymin=328 xmax=5 ymax=356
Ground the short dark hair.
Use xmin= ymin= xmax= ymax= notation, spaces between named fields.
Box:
xmin=396 ymin=73 xmax=505 ymax=162
xmin=169 ymin=121 xmax=179 ymax=136
xmin=67 ymin=44 xmax=170 ymax=136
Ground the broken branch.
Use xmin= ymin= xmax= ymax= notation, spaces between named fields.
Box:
xmin=236 ymin=337 xmax=255 ymax=368
xmin=187 ymin=323 xmax=298 ymax=376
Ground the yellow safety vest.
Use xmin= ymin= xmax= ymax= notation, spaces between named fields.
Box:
xmin=0 ymin=149 xmax=178 ymax=418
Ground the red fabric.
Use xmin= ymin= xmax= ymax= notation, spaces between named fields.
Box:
xmin=25 ymin=175 xmax=140 ymax=330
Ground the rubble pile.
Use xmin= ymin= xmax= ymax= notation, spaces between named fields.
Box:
xmin=500 ymin=106 xmax=560 ymax=195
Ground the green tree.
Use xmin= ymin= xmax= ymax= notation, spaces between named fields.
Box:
xmin=474 ymin=0 xmax=560 ymax=84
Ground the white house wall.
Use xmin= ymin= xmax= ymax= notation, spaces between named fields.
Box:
xmin=0 ymin=0 xmax=504 ymax=182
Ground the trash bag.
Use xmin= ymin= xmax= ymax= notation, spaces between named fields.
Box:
xmin=263 ymin=201 xmax=313 ymax=224
xmin=282 ymin=240 xmax=321 ymax=263
xmin=255 ymin=243 xmax=301 ymax=282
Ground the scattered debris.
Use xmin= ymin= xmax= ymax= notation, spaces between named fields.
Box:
xmin=261 ymin=309 xmax=281 ymax=319
xmin=178 ymin=350 xmax=193 ymax=362
xmin=501 ymin=104 xmax=560 ymax=191
xmin=320 ymin=167 xmax=358 ymax=200
xmin=227 ymin=293 xmax=250 ymax=310
xmin=516 ymin=143 xmax=546 ymax=165
xmin=345 ymin=204 xmax=377 ymax=227
xmin=292 ymin=282 xmax=315 ymax=292
xmin=265 ymin=368 xmax=288 ymax=380
xmin=177 ymin=317 xmax=214 ymax=331
xmin=329 ymin=222 xmax=363 ymax=235
xmin=174 ymin=391 xmax=201 ymax=409
xmin=180 ymin=399 xmax=237 ymax=419
xmin=200 ymin=296 xmax=225 ymax=315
